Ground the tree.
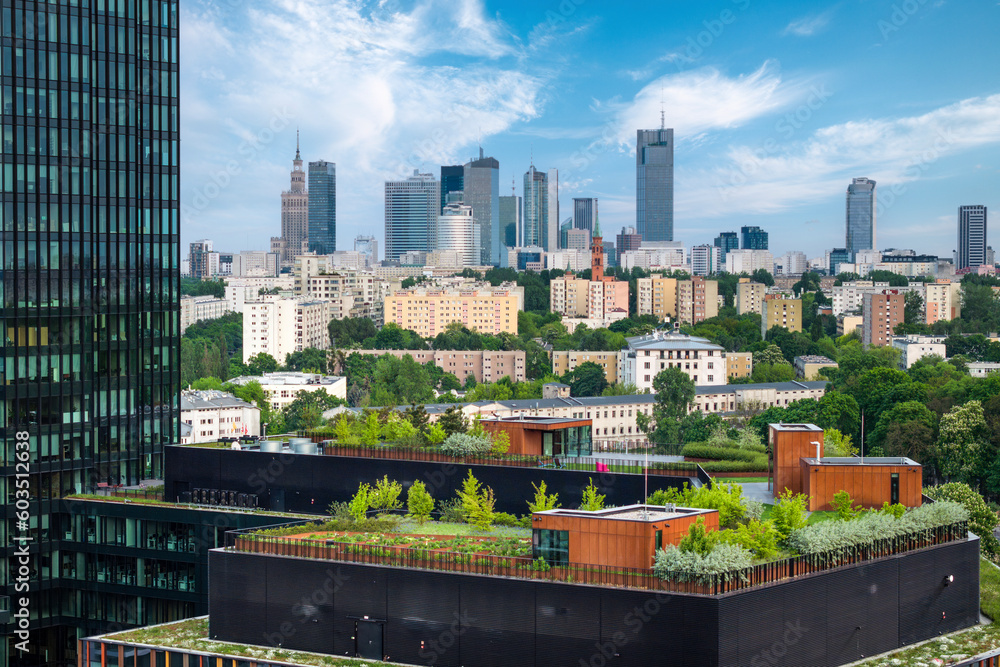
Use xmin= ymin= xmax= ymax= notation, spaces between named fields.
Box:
xmin=282 ymin=389 xmax=343 ymax=432
xmin=438 ymin=406 xmax=468 ymax=437
xmin=751 ymin=269 xmax=775 ymax=287
xmin=363 ymin=322 xmax=426 ymax=350
xmin=868 ymin=401 xmax=937 ymax=458
xmin=457 ymin=471 xmax=495 ymax=530
xmin=961 ymin=283 xmax=1000 ymax=333
xmin=247 ymin=352 xmax=279 ymax=375
xmin=328 ymin=317 xmax=378 ymax=348
xmin=636 ymin=368 xmax=696 ymax=446
xmin=284 ymin=347 xmax=328 ymax=373
xmin=580 ymin=478 xmax=606 ymax=511
xmin=181 ymin=277 xmax=226 ymax=298
xmin=752 ymin=344 xmax=788 ymax=368
xmin=563 ymin=362 xmax=609 ymax=397
xmin=937 ymin=401 xmax=989 ymax=484
xmin=406 ymin=480 xmax=435 ymax=523
xmin=371 ymin=354 xmax=435 ymax=406
xmin=751 ymin=363 xmax=796 ymax=383
xmin=527 ymin=481 xmax=561 ymax=513
xmin=224 ymin=379 xmax=274 ymax=430
xmin=904 ymin=291 xmax=924 ymax=325
xmin=368 ymin=475 xmax=403 ymax=514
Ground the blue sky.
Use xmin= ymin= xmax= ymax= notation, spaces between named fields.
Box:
xmin=180 ymin=0 xmax=1000 ymax=261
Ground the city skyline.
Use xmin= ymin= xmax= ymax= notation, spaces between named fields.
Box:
xmin=181 ymin=1 xmax=1000 ymax=259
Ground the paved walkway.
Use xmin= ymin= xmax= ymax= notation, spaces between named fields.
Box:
xmin=738 ymin=482 xmax=775 ymax=505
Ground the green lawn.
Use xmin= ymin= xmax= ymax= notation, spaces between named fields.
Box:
xmin=392 ymin=518 xmax=530 ymax=538
xmin=714 ymin=476 xmax=770 ymax=483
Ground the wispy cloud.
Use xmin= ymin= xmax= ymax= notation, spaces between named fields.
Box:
xmin=781 ymin=11 xmax=833 ymax=37
xmin=181 ymin=0 xmax=549 ymax=242
xmin=685 ymin=94 xmax=1000 ymax=219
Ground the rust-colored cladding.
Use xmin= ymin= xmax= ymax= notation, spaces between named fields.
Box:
xmin=770 ymin=424 xmax=824 ymax=497
xmin=533 ymin=510 xmax=719 ymax=570
xmin=481 ymin=419 xmax=591 ymax=456
xmin=800 ymin=460 xmax=923 ymax=511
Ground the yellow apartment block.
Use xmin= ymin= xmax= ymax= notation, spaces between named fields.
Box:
xmin=551 ymin=350 xmax=620 ymax=384
xmin=761 ymin=296 xmax=802 ymax=336
xmin=637 ymin=276 xmax=678 ymax=321
xmin=725 ymin=351 xmax=753 ymax=379
xmin=384 ymin=288 xmax=519 ymax=337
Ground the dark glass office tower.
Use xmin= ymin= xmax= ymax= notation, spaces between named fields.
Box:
xmin=307 ymin=160 xmax=336 ymax=254
xmin=714 ymin=231 xmax=739 ymax=257
xmin=740 ymin=225 xmax=769 ymax=250
xmin=1 ymin=0 xmax=181 ymax=662
xmin=440 ymin=164 xmax=463 ymax=213
xmin=636 ymin=127 xmax=673 ymax=242
xmin=845 ymin=177 xmax=876 ymax=262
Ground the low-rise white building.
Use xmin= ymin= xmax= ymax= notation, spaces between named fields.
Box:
xmin=181 ymin=390 xmax=260 ymax=444
xmin=229 ymin=372 xmax=347 ymax=413
xmin=968 ymin=362 xmax=1000 ymax=378
xmin=891 ymin=335 xmax=948 ymax=369
xmin=180 ymin=296 xmax=231 ymax=333
xmin=618 ymin=332 xmax=728 ymax=390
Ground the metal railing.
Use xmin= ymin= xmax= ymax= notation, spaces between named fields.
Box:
xmin=224 ymin=520 xmax=968 ymax=596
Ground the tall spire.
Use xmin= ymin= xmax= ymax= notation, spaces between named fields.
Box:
xmin=594 ymin=210 xmax=602 ymax=239
xmin=295 ymin=128 xmax=301 ymax=161
xmin=660 ymin=87 xmax=665 ymax=130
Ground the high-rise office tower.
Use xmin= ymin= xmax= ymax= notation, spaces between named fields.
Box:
xmin=354 ymin=235 xmax=379 ymax=267
xmin=436 ymin=203 xmax=479 ymax=267
xmin=545 ymin=169 xmax=560 ymax=251
xmin=846 ymin=177 xmax=876 ymax=261
xmin=573 ymin=198 xmax=598 ymax=234
xmin=523 ymin=166 xmax=548 ymax=248
xmin=440 ymin=165 xmax=464 ymax=213
xmin=617 ymin=227 xmax=643 ymax=254
xmin=714 ymin=232 xmax=739 ymax=258
xmin=499 ymin=192 xmax=521 ymax=250
xmin=308 ymin=161 xmax=337 ymax=255
xmin=636 ymin=127 xmax=674 ymax=241
xmin=385 ymin=171 xmax=441 ymax=262
xmin=464 ymin=150 xmax=500 ymax=265
xmin=280 ymin=135 xmax=309 ymax=263
xmin=957 ymin=205 xmax=988 ymax=270
xmin=740 ymin=226 xmax=769 ymax=250
xmin=1 ymin=1 xmax=181 ymax=660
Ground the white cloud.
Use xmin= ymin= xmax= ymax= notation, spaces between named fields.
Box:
xmin=180 ymin=0 xmax=547 ymax=246
xmin=781 ymin=12 xmax=833 ymax=37
xmin=683 ymin=94 xmax=1000 ymax=220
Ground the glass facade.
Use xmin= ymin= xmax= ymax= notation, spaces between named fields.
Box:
xmin=1 ymin=0 xmax=181 ymax=660
xmin=845 ymin=177 xmax=876 ymax=262
xmin=740 ymin=225 xmax=768 ymax=250
xmin=636 ymin=128 xmax=673 ymax=242
xmin=307 ymin=160 xmax=335 ymax=254
xmin=522 ymin=166 xmax=546 ymax=249
xmin=714 ymin=231 xmax=739 ymax=258
xmin=439 ymin=164 xmax=463 ymax=213
xmin=540 ymin=425 xmax=592 ymax=458
xmin=384 ymin=171 xmax=439 ymax=262
xmin=532 ymin=529 xmax=569 ymax=567
xmin=463 ymin=155 xmax=499 ymax=265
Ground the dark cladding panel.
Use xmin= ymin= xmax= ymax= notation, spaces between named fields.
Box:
xmin=209 ymin=551 xmax=268 ymax=646
xmin=898 ymin=548 xmax=941 ymax=645
xmin=385 ymin=570 xmax=463 ymax=667
xmin=460 ymin=577 xmax=536 ymax=666
xmin=733 ymin=585 xmax=787 ymax=664
xmin=900 ymin=538 xmax=981 ymax=643
xmin=824 ymin=560 xmax=899 ymax=665
xmin=535 ymin=582 xmax=603 ymax=666
xmin=264 ymin=558 xmax=341 ymax=655
xmin=600 ymin=589 xmax=689 ymax=665
xmin=332 ymin=564 xmax=388 ymax=656
xmin=779 ymin=576 xmax=828 ymax=667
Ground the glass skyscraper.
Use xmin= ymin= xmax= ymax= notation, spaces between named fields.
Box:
xmin=440 ymin=164 xmax=464 ymax=213
xmin=714 ymin=231 xmax=739 ymax=257
xmin=499 ymin=194 xmax=520 ymax=251
xmin=523 ymin=166 xmax=547 ymax=249
xmin=307 ymin=161 xmax=336 ymax=254
xmin=463 ymin=151 xmax=499 ymax=265
xmin=957 ymin=205 xmax=988 ymax=270
xmin=573 ymin=198 xmax=597 ymax=234
xmin=384 ymin=171 xmax=440 ymax=262
xmin=740 ymin=226 xmax=768 ymax=250
xmin=846 ymin=177 xmax=876 ymax=261
xmin=2 ymin=0 xmax=181 ymax=660
xmin=636 ymin=127 xmax=673 ymax=242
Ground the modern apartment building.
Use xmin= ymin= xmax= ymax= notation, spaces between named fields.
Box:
xmin=180 ymin=390 xmax=260 ymax=444
xmin=636 ymin=275 xmax=679 ymax=321
xmin=925 ymin=280 xmax=962 ymax=324
xmin=228 ymin=372 xmax=347 ymax=412
xmin=725 ymin=249 xmax=774 ymax=275
xmin=180 ymin=296 xmax=232 ymax=333
xmin=677 ymin=276 xmax=719 ymax=325
xmin=891 ymin=335 xmax=947 ymax=369
xmin=862 ymin=291 xmax=905 ymax=347
xmin=636 ymin=127 xmax=674 ymax=241
xmin=761 ymin=295 xmax=803 ymax=336
xmin=384 ymin=288 xmax=520 ymax=337
xmin=736 ymin=280 xmax=766 ymax=315
xmin=690 ymin=244 xmax=722 ymax=276
xmin=242 ymin=298 xmax=331 ymax=364
xmin=551 ymin=351 xmax=621 ymax=384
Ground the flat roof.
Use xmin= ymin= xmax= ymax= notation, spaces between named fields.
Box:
xmin=770 ymin=423 xmax=823 ymax=432
xmin=802 ymin=457 xmax=920 ymax=467
xmin=535 ymin=504 xmax=715 ymax=523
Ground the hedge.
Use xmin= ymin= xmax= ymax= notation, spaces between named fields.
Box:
xmin=681 ymin=443 xmax=768 ymax=465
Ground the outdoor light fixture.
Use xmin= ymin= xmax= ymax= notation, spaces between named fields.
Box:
xmin=944 ymin=575 xmax=954 ymax=586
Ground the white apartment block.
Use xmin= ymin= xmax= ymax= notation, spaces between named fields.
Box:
xmin=891 ymin=335 xmax=947 ymax=369
xmin=545 ymin=250 xmax=591 ymax=272
xmin=181 ymin=390 xmax=260 ymax=444
xmin=619 ymin=245 xmax=687 ymax=271
xmin=224 ymin=276 xmax=295 ymax=313
xmin=180 ymin=296 xmax=231 ymax=333
xmin=775 ymin=251 xmax=808 ymax=275
xmin=831 ymin=281 xmax=923 ymax=316
xmin=618 ymin=332 xmax=728 ymax=390
xmin=968 ymin=362 xmax=1000 ymax=378
xmin=242 ymin=298 xmax=331 ymax=364
xmin=230 ymin=251 xmax=279 ymax=277
xmin=924 ymin=280 xmax=962 ymax=324
xmin=229 ymin=372 xmax=347 ymax=413
xmin=725 ymin=249 xmax=774 ymax=275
